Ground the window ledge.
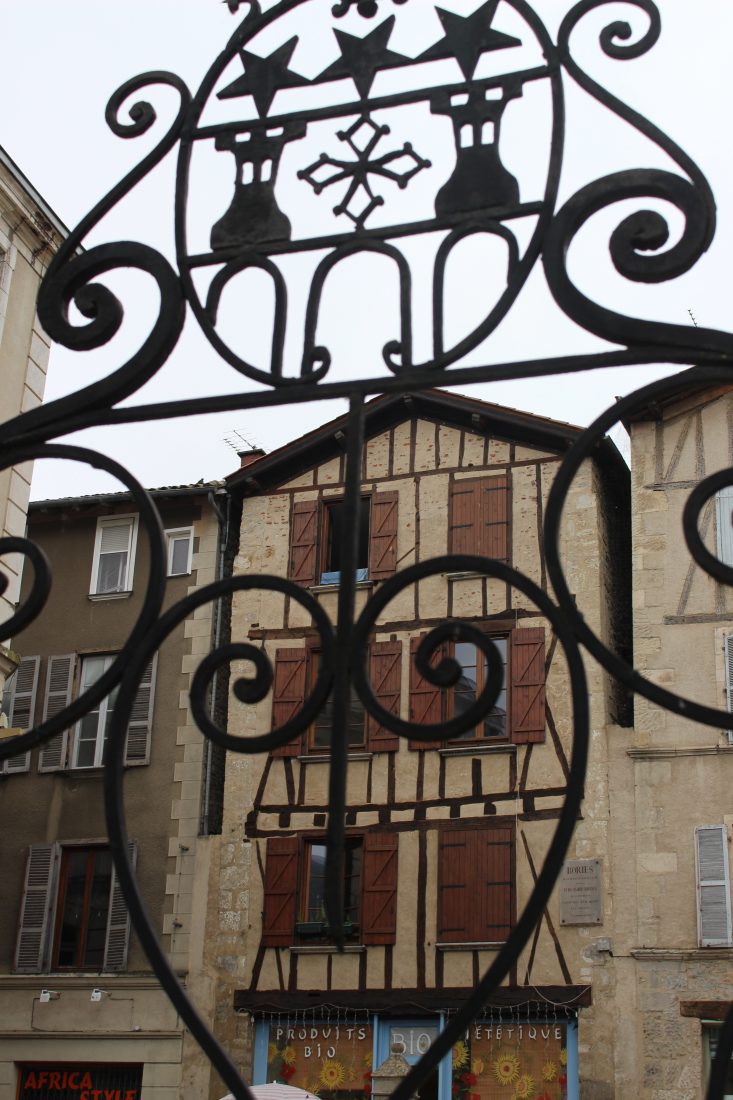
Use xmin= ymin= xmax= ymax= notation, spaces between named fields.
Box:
xmin=632 ymin=947 xmax=733 ymax=960
xmin=88 ymin=591 xmax=132 ymax=602
xmin=289 ymin=945 xmax=366 ymax=955
xmin=309 ymin=581 xmax=374 ymax=595
xmin=436 ymin=941 xmax=505 ymax=951
xmin=439 ymin=744 xmax=516 ymax=757
xmin=444 ymin=571 xmax=488 ymax=581
xmin=298 ymin=752 xmax=372 ymax=763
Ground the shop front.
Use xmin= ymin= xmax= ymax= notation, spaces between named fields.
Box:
xmin=252 ymin=1011 xmax=578 ymax=1100
xmin=15 ymin=1064 xmax=142 ymax=1100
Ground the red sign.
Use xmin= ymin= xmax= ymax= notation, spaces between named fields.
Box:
xmin=18 ymin=1065 xmax=142 ymax=1100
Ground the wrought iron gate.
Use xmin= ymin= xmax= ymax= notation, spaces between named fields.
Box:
xmin=2 ymin=1 xmax=733 ymax=1097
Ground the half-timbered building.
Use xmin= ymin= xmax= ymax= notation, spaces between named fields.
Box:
xmin=207 ymin=390 xmax=631 ymax=1100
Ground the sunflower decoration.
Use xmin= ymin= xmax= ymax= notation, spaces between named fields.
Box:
xmin=492 ymin=1053 xmax=520 ymax=1086
xmin=559 ymin=1048 xmax=567 ymax=1067
xmin=282 ymin=1046 xmax=297 ymax=1066
xmin=363 ymin=1053 xmax=373 ymax=1070
xmin=452 ymin=1041 xmax=469 ymax=1070
xmin=541 ymin=1061 xmax=557 ymax=1083
xmin=513 ymin=1074 xmax=535 ymax=1100
xmin=471 ymin=1058 xmax=485 ymax=1077
xmin=320 ymin=1059 xmax=346 ymax=1091
xmin=267 ymin=1043 xmax=278 ymax=1065
xmin=347 ymin=1066 xmax=357 ymax=1084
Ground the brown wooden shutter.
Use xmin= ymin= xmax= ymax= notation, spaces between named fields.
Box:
xmin=261 ymin=836 xmax=299 ymax=946
xmin=438 ymin=826 xmax=514 ymax=943
xmin=38 ymin=655 xmax=76 ymax=772
xmin=438 ymin=830 xmax=472 ymax=942
xmin=408 ymin=635 xmax=443 ymax=750
xmin=369 ymin=492 xmax=398 ymax=580
xmin=103 ymin=841 xmax=137 ymax=970
xmin=271 ymin=648 xmax=305 ymax=757
xmin=289 ymin=499 xmax=319 ymax=586
xmin=510 ymin=627 xmax=546 ymax=743
xmin=15 ymin=843 xmax=59 ymax=972
xmin=361 ymin=832 xmax=398 ymax=944
xmin=480 ymin=475 xmax=509 ymax=562
xmin=124 ymin=656 xmax=157 ymax=766
xmin=367 ymin=641 xmax=401 ymax=752
xmin=478 ymin=825 xmax=514 ymax=942
xmin=448 ymin=479 xmax=480 ymax=554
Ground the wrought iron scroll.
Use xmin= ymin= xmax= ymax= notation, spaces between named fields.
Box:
xmin=1 ymin=1 xmax=733 ymax=1098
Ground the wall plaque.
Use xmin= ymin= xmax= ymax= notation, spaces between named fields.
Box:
xmin=559 ymin=859 xmax=603 ymax=925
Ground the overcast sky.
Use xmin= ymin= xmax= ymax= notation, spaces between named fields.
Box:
xmin=3 ymin=0 xmax=732 ymax=499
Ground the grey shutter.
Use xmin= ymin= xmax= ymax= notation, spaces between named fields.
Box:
xmin=38 ymin=655 xmax=75 ymax=772
xmin=103 ymin=841 xmax=137 ymax=970
xmin=716 ymin=487 xmax=733 ymax=566
xmin=725 ymin=634 xmax=733 ymax=744
xmin=15 ymin=844 xmax=59 ymax=972
xmin=124 ymin=655 xmax=157 ymax=766
xmin=695 ymin=825 xmax=732 ymax=946
xmin=2 ymin=656 xmax=40 ymax=774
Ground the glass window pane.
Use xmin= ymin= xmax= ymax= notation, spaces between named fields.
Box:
xmin=170 ymin=534 xmax=190 ymax=574
xmin=57 ymin=851 xmax=88 ymax=967
xmin=305 ymin=844 xmax=327 ymax=922
xmin=97 ymin=551 xmax=126 ymax=593
xmin=84 ymin=850 xmax=112 ymax=968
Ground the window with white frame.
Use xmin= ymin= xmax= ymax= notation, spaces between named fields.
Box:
xmin=724 ymin=634 xmax=733 ymax=744
xmin=90 ymin=515 xmax=138 ymax=595
xmin=695 ymin=824 xmax=732 ymax=946
xmin=72 ymin=655 xmax=120 ymax=769
xmin=166 ymin=527 xmax=193 ymax=576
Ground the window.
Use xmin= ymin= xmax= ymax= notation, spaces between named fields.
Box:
xmin=90 ymin=515 xmax=138 ymax=595
xmin=724 ymin=634 xmax=733 ymax=744
xmin=288 ymin=491 xmax=398 ymax=587
xmin=716 ymin=487 xmax=733 ymax=566
xmin=270 ymin=641 xmax=401 ymax=756
xmin=705 ymin=1025 xmax=733 ymax=1099
xmin=320 ymin=498 xmax=370 ymax=584
xmin=437 ymin=823 xmax=514 ymax=943
xmin=14 ymin=842 xmax=136 ymax=973
xmin=261 ymin=832 xmax=398 ymax=946
xmin=408 ymin=627 xmax=545 ymax=748
xmin=299 ymin=838 xmax=363 ymax=936
xmin=35 ymin=653 xmax=157 ymax=772
xmin=0 ymin=656 xmax=40 ymax=775
xmin=166 ymin=527 xmax=193 ymax=576
xmin=448 ymin=475 xmax=510 ymax=561
xmin=695 ymin=825 xmax=732 ymax=946
xmin=449 ymin=638 xmax=507 ymax=739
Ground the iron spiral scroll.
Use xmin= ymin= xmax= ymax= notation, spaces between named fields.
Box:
xmin=1 ymin=0 xmax=733 ymax=1097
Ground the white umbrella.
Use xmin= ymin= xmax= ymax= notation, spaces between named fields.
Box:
xmin=221 ymin=1085 xmax=321 ymax=1100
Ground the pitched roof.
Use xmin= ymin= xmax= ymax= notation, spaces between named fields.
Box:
xmin=226 ymin=388 xmax=624 ymax=494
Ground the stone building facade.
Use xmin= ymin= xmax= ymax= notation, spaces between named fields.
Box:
xmin=0 ymin=145 xmax=68 ymax=673
xmin=0 ymin=484 xmax=224 ymax=1100
xmin=201 ymin=390 xmax=631 ymax=1100
xmin=603 ymin=384 xmax=733 ymax=1099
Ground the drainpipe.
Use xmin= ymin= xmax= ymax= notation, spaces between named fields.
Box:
xmin=200 ymin=487 xmax=230 ymax=836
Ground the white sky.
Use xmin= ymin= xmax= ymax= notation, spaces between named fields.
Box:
xmin=3 ymin=0 xmax=732 ymax=498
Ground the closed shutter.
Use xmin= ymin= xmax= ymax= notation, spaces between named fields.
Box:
xmin=15 ymin=844 xmax=59 ymax=972
xmin=369 ymin=492 xmax=398 ymax=580
xmin=438 ymin=827 xmax=513 ymax=943
xmin=449 ymin=479 xmax=481 ymax=554
xmin=696 ymin=825 xmax=732 ymax=947
xmin=38 ymin=655 xmax=76 ymax=772
xmin=124 ymin=656 xmax=157 ymax=766
xmin=481 ymin=825 xmax=514 ymax=942
xmin=510 ymin=627 xmax=546 ymax=743
xmin=2 ymin=655 xmax=40 ymax=774
xmin=271 ymin=649 xmax=305 ymax=757
xmin=262 ymin=836 xmax=299 ymax=946
xmin=725 ymin=634 xmax=733 ymax=743
xmin=103 ymin=841 xmax=137 ymax=970
xmin=367 ymin=641 xmax=401 ymax=752
xmin=289 ymin=500 xmax=319 ymax=586
xmin=480 ymin=475 xmax=509 ymax=562
xmin=408 ymin=635 xmax=444 ymax=750
xmin=361 ymin=832 xmax=398 ymax=944
xmin=716 ymin=487 xmax=733 ymax=567
xmin=438 ymin=830 xmax=472 ymax=942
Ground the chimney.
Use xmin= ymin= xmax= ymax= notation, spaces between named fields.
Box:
xmin=238 ymin=448 xmax=266 ymax=468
